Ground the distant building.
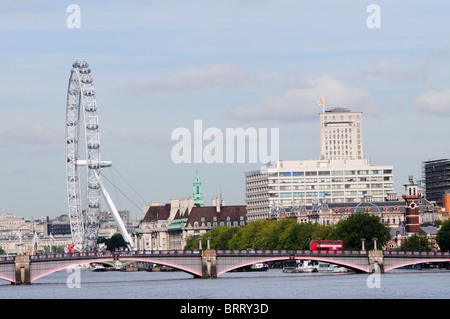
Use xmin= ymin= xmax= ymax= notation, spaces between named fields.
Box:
xmin=138 ymin=196 xmax=246 ymax=250
xmin=138 ymin=173 xmax=247 ymax=250
xmin=422 ymin=159 xmax=450 ymax=206
xmin=268 ymin=175 xmax=448 ymax=250
xmin=246 ymin=159 xmax=394 ymax=221
xmin=319 ymin=108 xmax=363 ymax=160
xmin=245 ymin=107 xmax=394 ymax=221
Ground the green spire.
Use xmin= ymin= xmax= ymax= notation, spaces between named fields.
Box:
xmin=193 ymin=170 xmax=204 ymax=206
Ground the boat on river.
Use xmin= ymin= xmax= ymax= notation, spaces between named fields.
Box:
xmin=249 ymin=262 xmax=269 ymax=271
xmin=91 ymin=263 xmax=106 ymax=272
xmin=283 ymin=260 xmax=318 ymax=273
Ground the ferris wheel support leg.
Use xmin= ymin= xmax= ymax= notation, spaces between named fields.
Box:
xmin=97 ymin=177 xmax=135 ymax=250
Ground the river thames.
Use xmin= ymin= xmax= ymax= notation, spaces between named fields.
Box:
xmin=0 ymin=268 xmax=448 ymax=299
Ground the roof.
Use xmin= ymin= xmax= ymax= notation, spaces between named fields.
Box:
xmin=186 ymin=205 xmax=247 ymax=226
xmin=419 ymin=226 xmax=439 ymax=235
xmin=142 ymin=204 xmax=171 ymax=222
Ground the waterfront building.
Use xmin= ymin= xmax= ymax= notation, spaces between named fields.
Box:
xmin=246 ymin=159 xmax=394 ymax=221
xmin=268 ymin=176 xmax=444 ymax=226
xmin=245 ymin=107 xmax=394 ymax=221
xmin=138 ymin=196 xmax=246 ymax=250
xmin=422 ymin=159 xmax=450 ymax=207
xmin=267 ymin=175 xmax=448 ymax=250
xmin=138 ymin=173 xmax=247 ymax=250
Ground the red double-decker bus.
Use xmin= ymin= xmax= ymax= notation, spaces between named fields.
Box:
xmin=310 ymin=240 xmax=343 ymax=251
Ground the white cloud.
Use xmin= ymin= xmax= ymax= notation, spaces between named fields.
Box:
xmin=229 ymin=74 xmax=378 ymax=121
xmin=411 ymin=88 xmax=450 ymax=116
xmin=120 ymin=64 xmax=256 ymax=94
xmin=353 ymin=58 xmax=428 ymax=82
xmin=0 ymin=124 xmax=62 ymax=148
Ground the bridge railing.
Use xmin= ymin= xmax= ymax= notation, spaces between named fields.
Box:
xmin=21 ymin=249 xmax=203 ymax=261
xmin=3 ymin=249 xmax=449 ymax=262
xmin=383 ymin=250 xmax=450 ymax=257
xmin=215 ymin=249 xmax=369 ymax=256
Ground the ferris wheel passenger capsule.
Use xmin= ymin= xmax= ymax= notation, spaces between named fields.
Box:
xmin=79 ymin=68 xmax=91 ymax=74
xmin=87 ymin=143 xmax=100 ymax=149
xmin=81 ymin=77 xmax=93 ymax=84
xmin=83 ymin=89 xmax=95 ymax=96
xmin=72 ymin=60 xmax=89 ymax=68
xmin=88 ymin=203 xmax=100 ymax=209
xmin=86 ymin=123 xmax=98 ymax=129
xmin=85 ymin=106 xmax=97 ymax=112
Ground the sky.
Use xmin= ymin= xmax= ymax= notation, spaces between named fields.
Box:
xmin=0 ymin=1 xmax=449 ymax=220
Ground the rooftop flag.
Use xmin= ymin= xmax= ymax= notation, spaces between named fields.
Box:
xmin=318 ymin=96 xmax=325 ymax=114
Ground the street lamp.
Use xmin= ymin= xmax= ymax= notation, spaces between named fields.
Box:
xmin=373 ymin=238 xmax=378 ymax=250
xmin=361 ymin=238 xmax=366 ymax=251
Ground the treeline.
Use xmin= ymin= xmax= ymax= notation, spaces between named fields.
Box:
xmin=184 ymin=212 xmax=392 ymax=251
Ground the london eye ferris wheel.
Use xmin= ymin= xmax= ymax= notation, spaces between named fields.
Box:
xmin=65 ymin=60 xmax=134 ymax=252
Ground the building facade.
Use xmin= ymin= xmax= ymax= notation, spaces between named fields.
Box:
xmin=138 ymin=196 xmax=247 ymax=250
xmin=422 ymin=159 xmax=450 ymax=206
xmin=246 ymin=159 xmax=394 ymax=221
xmin=319 ymin=108 xmax=363 ymax=161
xmin=245 ymin=106 xmax=395 ymax=221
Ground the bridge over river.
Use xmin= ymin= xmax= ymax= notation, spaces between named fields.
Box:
xmin=1 ymin=249 xmax=449 ymax=284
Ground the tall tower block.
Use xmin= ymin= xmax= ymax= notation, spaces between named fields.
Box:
xmin=402 ymin=176 xmax=421 ymax=234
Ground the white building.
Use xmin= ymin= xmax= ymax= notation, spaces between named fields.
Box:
xmin=319 ymin=108 xmax=363 ymax=160
xmin=245 ymin=107 xmax=394 ymax=221
xmin=245 ymin=159 xmax=394 ymax=221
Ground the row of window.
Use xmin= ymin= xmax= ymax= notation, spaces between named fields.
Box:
xmin=269 ymin=169 xmax=392 ymax=177
xmin=192 ymin=220 xmax=246 ymax=227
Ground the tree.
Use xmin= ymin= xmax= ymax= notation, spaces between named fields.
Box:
xmin=399 ymin=233 xmax=432 ymax=251
xmin=183 ymin=219 xmax=336 ymax=250
xmin=436 ymin=220 xmax=450 ymax=252
xmin=331 ymin=212 xmax=391 ymax=250
xmin=98 ymin=234 xmax=127 ymax=251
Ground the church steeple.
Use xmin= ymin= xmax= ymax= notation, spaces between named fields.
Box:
xmin=193 ymin=170 xmax=204 ymax=206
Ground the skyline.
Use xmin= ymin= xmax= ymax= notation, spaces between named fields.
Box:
xmin=0 ymin=1 xmax=449 ymax=219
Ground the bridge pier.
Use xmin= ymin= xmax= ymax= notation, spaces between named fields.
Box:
xmin=368 ymin=250 xmax=384 ymax=273
xmin=14 ymin=255 xmax=31 ymax=285
xmin=201 ymin=249 xmax=217 ymax=278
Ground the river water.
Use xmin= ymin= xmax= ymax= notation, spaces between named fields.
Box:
xmin=0 ymin=268 xmax=448 ymax=300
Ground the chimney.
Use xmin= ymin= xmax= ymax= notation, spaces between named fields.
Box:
xmin=216 ymin=196 xmax=221 ymax=213
xmin=212 ymin=197 xmax=216 ymax=206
